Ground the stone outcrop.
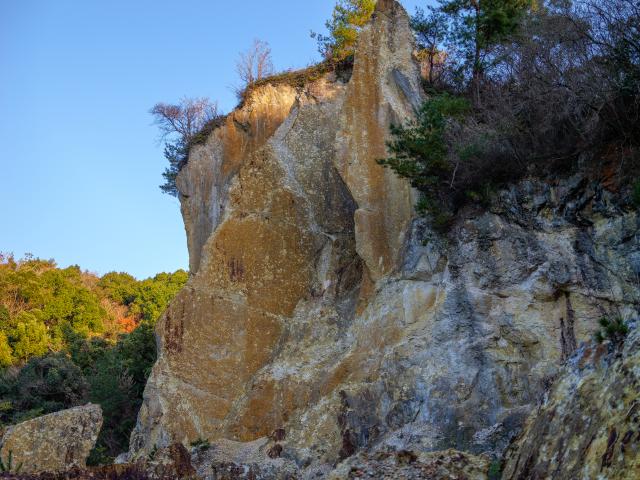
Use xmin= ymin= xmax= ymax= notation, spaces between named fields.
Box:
xmin=127 ymin=0 xmax=640 ymax=478
xmin=144 ymin=443 xmax=198 ymax=479
xmin=129 ymin=72 xmax=356 ymax=458
xmin=502 ymin=325 xmax=640 ymax=480
xmin=334 ymin=0 xmax=420 ymax=282
xmin=177 ymin=84 xmax=300 ymax=274
xmin=0 ymin=403 xmax=102 ymax=474
xmin=190 ymin=438 xmax=298 ymax=480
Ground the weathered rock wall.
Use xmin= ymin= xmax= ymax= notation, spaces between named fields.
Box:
xmin=128 ymin=1 xmax=640 ymax=478
xmin=0 ymin=404 xmax=102 ymax=474
xmin=502 ymin=325 xmax=640 ymax=479
xmin=177 ymin=84 xmax=300 ymax=274
xmin=129 ymin=75 xmax=359 ymax=456
xmin=334 ymin=0 xmax=420 ymax=282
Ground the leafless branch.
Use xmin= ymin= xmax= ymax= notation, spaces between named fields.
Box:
xmin=236 ymin=39 xmax=274 ymax=89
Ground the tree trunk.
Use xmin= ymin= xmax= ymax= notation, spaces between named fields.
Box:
xmin=472 ymin=0 xmax=482 ymax=106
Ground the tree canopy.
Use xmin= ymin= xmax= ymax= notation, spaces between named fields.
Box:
xmin=0 ymin=253 xmax=187 ymax=463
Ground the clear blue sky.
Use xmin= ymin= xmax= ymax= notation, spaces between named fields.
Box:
xmin=0 ymin=0 xmax=424 ymax=279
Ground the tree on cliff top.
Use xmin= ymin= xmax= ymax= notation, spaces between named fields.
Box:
xmin=151 ymin=97 xmax=219 ymax=143
xmin=312 ymin=0 xmax=376 ymax=61
xmin=236 ymin=39 xmax=275 ymax=90
xmin=150 ymin=97 xmax=219 ymax=196
xmin=421 ymin=0 xmax=535 ymax=103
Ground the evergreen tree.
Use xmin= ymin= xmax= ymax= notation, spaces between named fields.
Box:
xmin=313 ymin=0 xmax=377 ymax=61
xmin=159 ymin=140 xmax=188 ymax=197
xmin=9 ymin=312 xmax=50 ymax=361
xmin=0 ymin=333 xmax=13 ymax=368
xmin=417 ymin=0 xmax=535 ymax=101
xmin=0 ymin=354 xmax=89 ymax=425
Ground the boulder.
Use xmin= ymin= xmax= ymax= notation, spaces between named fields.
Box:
xmin=0 ymin=403 xmax=102 ymax=474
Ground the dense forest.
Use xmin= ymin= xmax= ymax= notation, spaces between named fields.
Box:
xmin=0 ymin=253 xmax=187 ymax=463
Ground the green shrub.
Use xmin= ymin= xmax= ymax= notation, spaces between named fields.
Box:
xmin=0 ymin=451 xmax=22 ymax=473
xmin=190 ymin=437 xmax=211 ymax=450
xmin=632 ymin=180 xmax=640 ymax=207
xmin=0 ymin=332 xmax=13 ymax=368
xmin=377 ymin=93 xmax=471 ymax=231
xmin=0 ymin=354 xmax=89 ymax=425
xmin=76 ymin=323 xmax=157 ymax=465
xmin=147 ymin=444 xmax=159 ymax=461
xmin=595 ymin=317 xmax=629 ymax=347
xmin=487 ymin=459 xmax=502 ymax=480
xmin=9 ymin=312 xmax=50 ymax=361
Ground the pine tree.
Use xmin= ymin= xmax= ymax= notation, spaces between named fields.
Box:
xmin=429 ymin=0 xmax=534 ymax=102
xmin=313 ymin=0 xmax=377 ymax=61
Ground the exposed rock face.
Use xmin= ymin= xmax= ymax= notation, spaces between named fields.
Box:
xmin=190 ymin=438 xmax=298 ymax=480
xmin=335 ymin=0 xmax=420 ymax=281
xmin=130 ymin=73 xmax=357 ymax=455
xmin=0 ymin=403 xmax=102 ymax=474
xmin=177 ymin=84 xmax=299 ymax=274
xmin=502 ymin=325 xmax=640 ymax=480
xmin=128 ymin=1 xmax=640 ymax=478
xmin=144 ymin=443 xmax=198 ymax=479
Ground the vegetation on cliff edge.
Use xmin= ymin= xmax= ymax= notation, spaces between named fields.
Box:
xmin=156 ymin=0 xmax=372 ymax=197
xmin=379 ymin=0 xmax=640 ymax=231
xmin=312 ymin=0 xmax=376 ymax=62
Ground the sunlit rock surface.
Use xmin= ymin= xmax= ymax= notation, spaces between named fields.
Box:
xmin=0 ymin=403 xmax=102 ymax=474
xmin=127 ymin=1 xmax=640 ymax=478
xmin=334 ymin=0 xmax=420 ymax=282
xmin=176 ymin=84 xmax=300 ymax=275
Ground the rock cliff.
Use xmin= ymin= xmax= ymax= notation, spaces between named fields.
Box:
xmin=502 ymin=325 xmax=640 ymax=480
xmin=127 ymin=1 xmax=640 ymax=478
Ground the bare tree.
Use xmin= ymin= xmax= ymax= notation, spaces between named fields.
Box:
xmin=150 ymin=97 xmax=219 ymax=143
xmin=150 ymin=97 xmax=219 ymax=196
xmin=236 ymin=39 xmax=274 ymax=88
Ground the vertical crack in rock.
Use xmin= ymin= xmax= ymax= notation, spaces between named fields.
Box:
xmin=333 ymin=0 xmax=422 ymax=282
xmin=560 ymin=292 xmax=578 ymax=361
